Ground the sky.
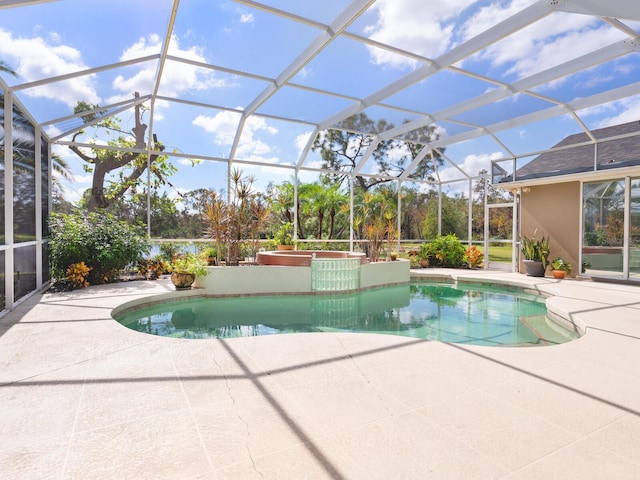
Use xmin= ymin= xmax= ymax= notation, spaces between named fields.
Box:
xmin=1 ymin=0 xmax=639 ymax=202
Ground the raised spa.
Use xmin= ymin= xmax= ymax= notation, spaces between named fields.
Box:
xmin=257 ymin=249 xmax=367 ymax=267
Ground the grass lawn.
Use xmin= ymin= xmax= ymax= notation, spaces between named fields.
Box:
xmin=478 ymin=244 xmax=513 ymax=263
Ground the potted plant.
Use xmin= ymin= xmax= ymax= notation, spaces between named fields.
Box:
xmin=168 ymin=253 xmax=208 ymax=289
xmin=521 ymin=231 xmax=550 ymax=277
xmin=202 ymin=246 xmax=217 ymax=266
xmin=274 ymin=222 xmax=295 ymax=250
xmin=550 ymin=257 xmax=572 ymax=279
xmin=419 ymin=242 xmax=430 ymax=268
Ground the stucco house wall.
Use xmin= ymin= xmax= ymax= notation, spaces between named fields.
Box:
xmin=497 ymin=120 xmax=640 ymax=279
xmin=519 ymin=182 xmax=581 ymax=276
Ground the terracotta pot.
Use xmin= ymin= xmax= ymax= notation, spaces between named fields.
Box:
xmin=552 ymin=270 xmax=567 ymax=279
xmin=278 ymin=245 xmax=295 ymax=251
xmin=171 ymin=272 xmax=195 ymax=289
xmin=420 ymin=258 xmax=429 ymax=268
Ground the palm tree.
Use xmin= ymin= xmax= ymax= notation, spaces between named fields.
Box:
xmin=324 ymin=184 xmax=348 ymax=239
xmin=0 ymin=61 xmax=18 ymax=77
xmin=2 ymin=60 xmax=74 ymax=203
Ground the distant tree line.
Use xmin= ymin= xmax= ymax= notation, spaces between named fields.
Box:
xmin=55 ymin=104 xmax=512 ymax=243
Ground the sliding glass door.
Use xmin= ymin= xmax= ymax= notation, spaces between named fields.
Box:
xmin=582 ymin=180 xmax=625 ymax=277
xmin=583 ymin=178 xmax=640 ymax=280
xmin=630 ymin=178 xmax=640 ymax=279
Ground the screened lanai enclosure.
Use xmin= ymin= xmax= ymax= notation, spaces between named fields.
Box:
xmin=1 ymin=0 xmax=640 ymax=310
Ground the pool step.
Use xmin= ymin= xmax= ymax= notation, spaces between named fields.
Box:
xmin=519 ymin=315 xmax=579 ymax=345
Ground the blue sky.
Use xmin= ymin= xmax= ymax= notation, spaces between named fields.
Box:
xmin=1 ymin=0 xmax=639 ymax=202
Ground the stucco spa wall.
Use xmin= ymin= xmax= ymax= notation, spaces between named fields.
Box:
xmin=360 ymin=259 xmax=410 ymax=289
xmin=520 ymin=181 xmax=580 ymax=275
xmin=194 ymin=259 xmax=410 ymax=295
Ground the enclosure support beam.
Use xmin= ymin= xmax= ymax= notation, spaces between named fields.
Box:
xmin=4 ymin=91 xmax=15 ymax=310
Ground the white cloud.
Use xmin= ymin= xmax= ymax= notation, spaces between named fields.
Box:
xmin=460 ymin=3 xmax=625 ymax=80
xmin=295 ymin=131 xmax=313 ymax=153
xmin=438 ymin=152 xmax=504 ymax=184
xmin=240 ymin=13 xmax=254 ymax=24
xmin=297 ymin=67 xmax=312 ymax=79
xmin=459 ymin=0 xmax=535 ymax=40
xmin=73 ymin=174 xmax=93 ymax=184
xmin=589 ymin=96 xmax=640 ymax=128
xmin=0 ymin=28 xmax=99 ymax=107
xmin=193 ymin=110 xmax=242 ymax=145
xmin=387 ymin=142 xmax=412 ymax=163
xmin=109 ymin=34 xmax=227 ymax=105
xmin=192 ymin=109 xmax=279 ymax=161
xmin=365 ymin=0 xmax=477 ymax=68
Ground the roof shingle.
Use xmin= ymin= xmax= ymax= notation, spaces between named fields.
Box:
xmin=501 ymin=121 xmax=640 ymax=182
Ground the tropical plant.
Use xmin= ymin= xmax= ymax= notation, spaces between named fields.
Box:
xmin=521 ymin=231 xmax=550 ymax=270
xmin=465 ymin=246 xmax=484 ymax=269
xmin=202 ymin=169 xmax=268 ymax=265
xmin=421 ymin=234 xmax=466 ymax=267
xmin=274 ymin=222 xmax=294 ymax=246
xmin=136 ymin=256 xmax=168 ymax=279
xmin=418 ymin=242 xmax=431 ymax=267
xmin=0 ymin=60 xmax=18 ymax=77
xmin=66 ymin=262 xmax=92 ymax=289
xmin=168 ymin=253 xmax=208 ymax=277
xmin=49 ymin=212 xmax=150 ymax=284
xmin=584 ymin=228 xmax=608 ymax=246
xmin=201 ymin=246 xmax=218 ymax=265
xmin=550 ymin=257 xmax=572 ymax=273
xmin=202 ymin=190 xmax=227 ymax=265
xmin=404 ymin=252 xmax=421 ymax=268
xmin=350 ymin=189 xmax=398 ymax=262
xmin=384 ymin=209 xmax=398 ymax=260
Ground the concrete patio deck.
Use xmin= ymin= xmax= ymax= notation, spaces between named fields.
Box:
xmin=1 ymin=270 xmax=640 ymax=479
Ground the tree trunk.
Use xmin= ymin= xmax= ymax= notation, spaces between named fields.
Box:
xmin=328 ymin=208 xmax=336 ymax=239
xmin=87 ymin=163 xmax=109 ymax=210
xmin=317 ymin=209 xmax=324 ymax=239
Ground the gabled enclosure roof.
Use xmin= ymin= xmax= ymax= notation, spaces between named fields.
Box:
xmin=1 ymin=0 xmax=640 ymax=193
xmin=501 ymin=120 xmax=640 ymax=183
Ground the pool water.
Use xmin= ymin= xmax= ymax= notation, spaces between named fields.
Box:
xmin=114 ymin=282 xmax=580 ymax=346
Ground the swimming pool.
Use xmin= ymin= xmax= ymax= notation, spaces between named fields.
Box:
xmin=114 ymin=281 xmax=580 ymax=346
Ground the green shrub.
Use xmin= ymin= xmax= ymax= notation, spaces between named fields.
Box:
xmin=157 ymin=242 xmax=189 ymax=262
xmin=584 ymin=229 xmax=607 ymax=246
xmin=201 ymin=246 xmax=217 ymax=259
xmin=400 ymin=252 xmax=421 ymax=268
xmin=49 ymin=212 xmax=150 ymax=285
xmin=422 ymin=234 xmax=466 ymax=267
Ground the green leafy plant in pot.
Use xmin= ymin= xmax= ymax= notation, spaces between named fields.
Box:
xmin=168 ymin=253 xmax=209 ymax=289
xmin=521 ymin=231 xmax=550 ymax=277
xmin=274 ymin=222 xmax=295 ymax=250
xmin=201 ymin=246 xmax=217 ymax=266
xmin=550 ymin=257 xmax=572 ymax=279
